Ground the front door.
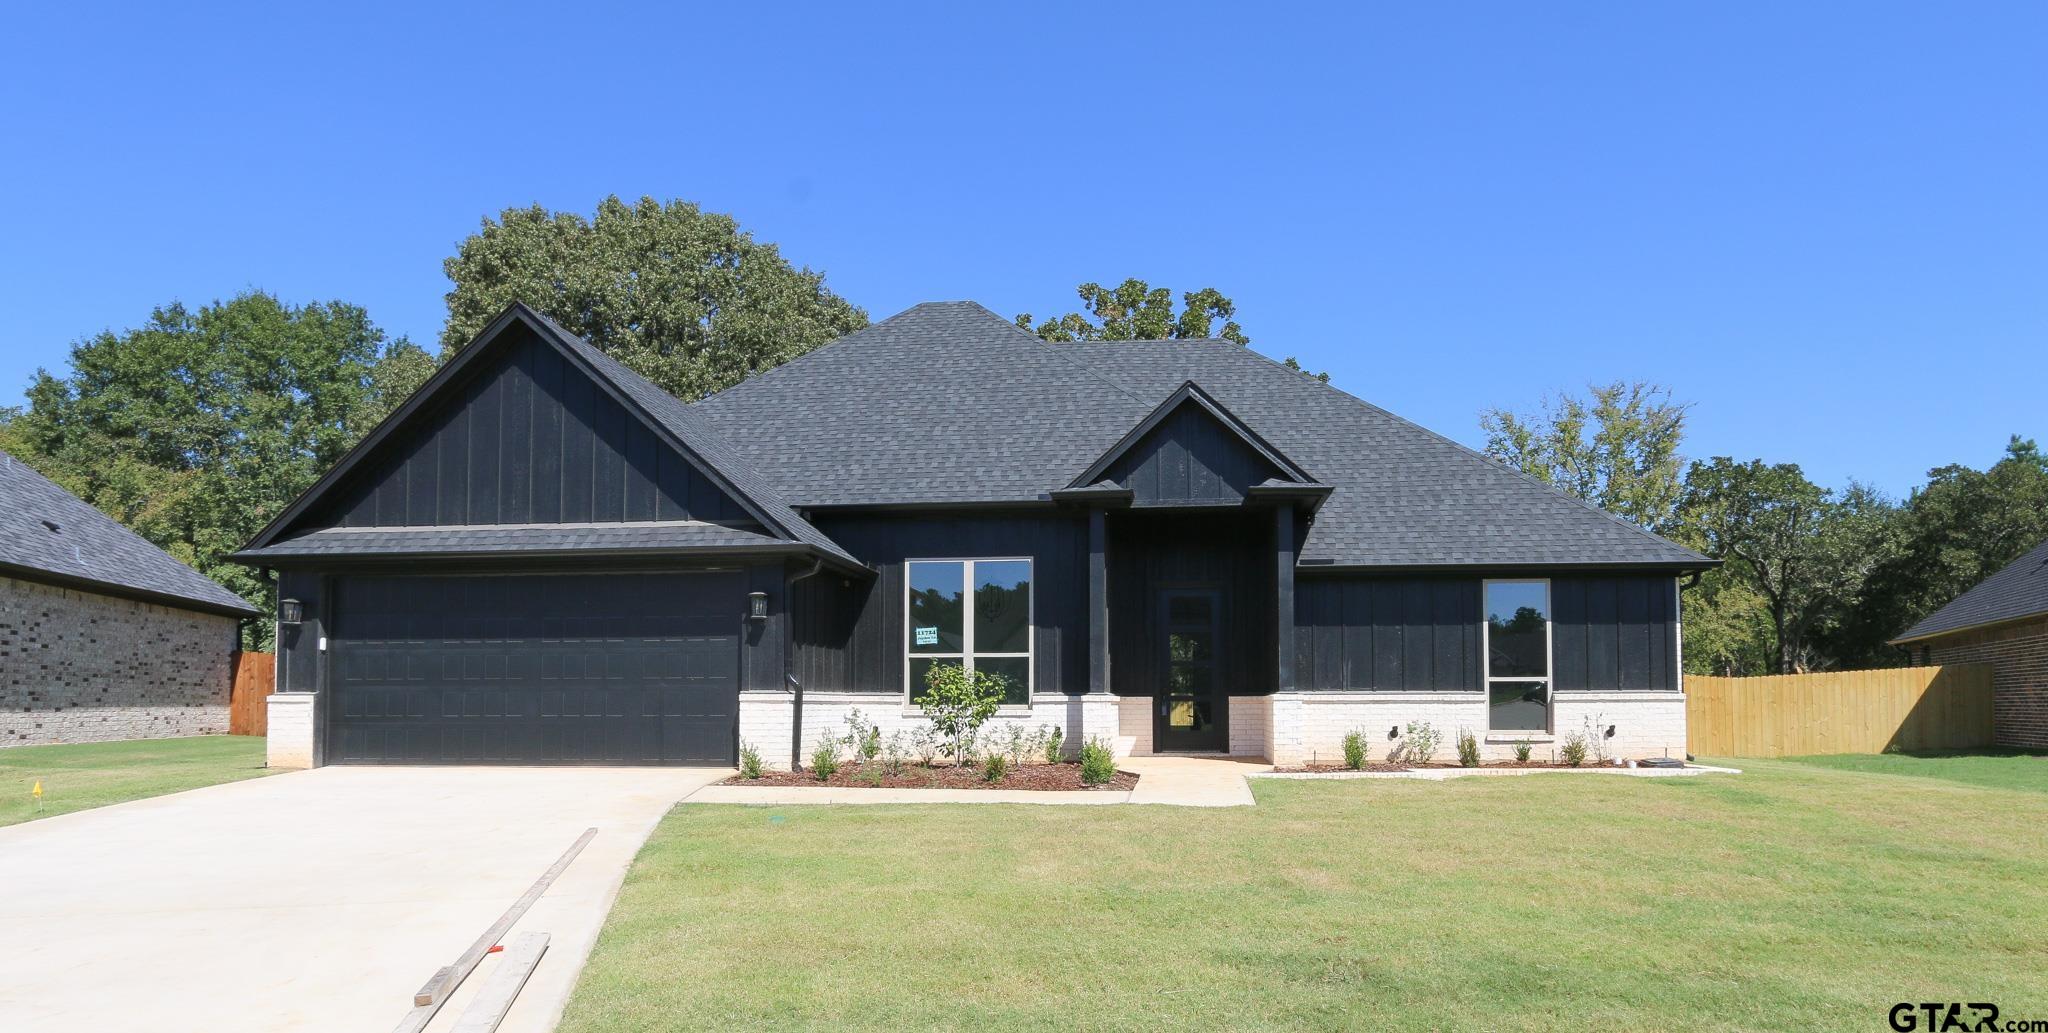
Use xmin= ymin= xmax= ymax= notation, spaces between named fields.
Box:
xmin=1154 ymin=589 xmax=1227 ymax=752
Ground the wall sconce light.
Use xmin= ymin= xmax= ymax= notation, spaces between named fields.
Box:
xmin=1604 ymin=724 xmax=1616 ymax=739
xmin=747 ymin=591 xmax=769 ymax=621
xmin=1389 ymin=725 xmax=1400 ymax=740
xmin=278 ymin=598 xmax=304 ymax=625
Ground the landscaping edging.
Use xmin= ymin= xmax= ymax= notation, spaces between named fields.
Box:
xmin=686 ymin=784 xmax=1136 ymax=806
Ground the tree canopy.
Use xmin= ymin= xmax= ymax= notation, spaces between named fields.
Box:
xmin=1480 ymin=381 xmax=1689 ymax=530
xmin=441 ymin=196 xmax=869 ymax=401
xmin=1672 ymin=458 xmax=1896 ymax=673
xmin=1017 ymin=280 xmax=1249 ymax=345
xmin=1016 ymin=278 xmax=1328 ymax=381
xmin=9 ymin=292 xmax=431 ymax=643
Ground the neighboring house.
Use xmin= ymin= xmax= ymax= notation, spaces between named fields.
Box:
xmin=1891 ymin=537 xmax=2048 ymax=750
xmin=235 ymin=302 xmax=1713 ymax=770
xmin=1 ymin=450 xmax=258 ymax=746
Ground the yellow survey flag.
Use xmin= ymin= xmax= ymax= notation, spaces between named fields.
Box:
xmin=31 ymin=780 xmax=41 ymax=798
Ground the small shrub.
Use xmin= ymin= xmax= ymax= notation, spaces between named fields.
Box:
xmin=1513 ymin=739 xmax=1533 ymax=763
xmin=1341 ymin=729 xmax=1367 ymax=770
xmin=911 ymin=726 xmax=940 ymax=767
xmin=1404 ymin=721 xmax=1443 ymax=766
xmin=1079 ymin=735 xmax=1116 ymax=785
xmin=918 ymin=661 xmax=1005 ymax=765
xmin=1583 ymin=712 xmax=1610 ymax=765
xmin=738 ymin=742 xmax=764 ymax=779
xmin=881 ymin=730 xmax=907 ymax=776
xmin=1560 ymin=730 xmax=1588 ymax=767
xmin=842 ymin=708 xmax=877 ymax=764
xmin=1456 ymin=728 xmax=1480 ymax=768
xmin=982 ymin=752 xmax=1009 ymax=784
xmin=809 ymin=736 xmax=840 ymax=780
xmin=1002 ymin=723 xmax=1031 ymax=770
xmin=1043 ymin=724 xmax=1065 ymax=764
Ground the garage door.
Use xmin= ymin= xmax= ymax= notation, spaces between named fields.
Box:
xmin=327 ymin=573 xmax=742 ymax=765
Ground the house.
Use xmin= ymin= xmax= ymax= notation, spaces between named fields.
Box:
xmin=1 ymin=450 xmax=259 ymax=745
xmin=234 ymin=301 xmax=1711 ymax=770
xmin=1891 ymin=537 xmax=2048 ymax=750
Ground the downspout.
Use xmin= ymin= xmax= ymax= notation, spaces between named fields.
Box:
xmin=785 ymin=557 xmax=826 ymax=771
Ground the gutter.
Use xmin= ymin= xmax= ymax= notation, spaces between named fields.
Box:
xmin=784 ymin=557 xmax=827 ymax=771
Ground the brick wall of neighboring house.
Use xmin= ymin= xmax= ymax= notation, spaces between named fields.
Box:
xmin=0 ymin=574 xmax=236 ymax=746
xmin=1923 ymin=615 xmax=2048 ymax=750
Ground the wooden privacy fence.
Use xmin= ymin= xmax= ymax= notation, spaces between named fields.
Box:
xmin=229 ymin=651 xmax=276 ymax=736
xmin=1686 ymin=664 xmax=1995 ymax=757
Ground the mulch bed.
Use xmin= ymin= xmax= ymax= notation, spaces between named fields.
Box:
xmin=721 ymin=761 xmax=1141 ymax=791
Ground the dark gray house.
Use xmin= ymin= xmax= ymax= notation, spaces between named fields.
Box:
xmin=1891 ymin=537 xmax=2048 ymax=750
xmin=236 ymin=301 xmax=1709 ymax=769
xmin=2 ymin=450 xmax=258 ymax=746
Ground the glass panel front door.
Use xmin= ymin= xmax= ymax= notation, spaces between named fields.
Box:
xmin=1155 ymin=589 xmax=1226 ymax=752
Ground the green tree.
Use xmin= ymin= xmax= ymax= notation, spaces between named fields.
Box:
xmin=1672 ymin=458 xmax=1897 ymax=673
xmin=1480 ymin=381 xmax=1690 ymax=529
xmin=1821 ymin=435 xmax=2048 ymax=666
xmin=1016 ymin=279 xmax=1329 ymax=381
xmin=1017 ymin=280 xmax=1248 ymax=345
xmin=10 ymin=292 xmax=431 ymax=645
xmin=441 ymin=196 xmax=868 ymax=401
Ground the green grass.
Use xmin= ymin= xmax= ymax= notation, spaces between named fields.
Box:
xmin=0 ymin=735 xmax=272 ymax=827
xmin=1775 ymin=749 xmax=2048 ymax=794
xmin=561 ymin=758 xmax=2048 ymax=1032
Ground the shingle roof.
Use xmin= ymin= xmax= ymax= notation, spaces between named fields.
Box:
xmin=696 ymin=301 xmax=1709 ymax=569
xmin=237 ymin=522 xmax=804 ymax=559
xmin=1893 ymin=537 xmax=2048 ymax=643
xmin=1 ymin=450 xmax=258 ymax=616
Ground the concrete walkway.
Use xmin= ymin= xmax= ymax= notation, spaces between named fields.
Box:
xmin=0 ymin=765 xmax=724 ymax=1033
xmin=686 ymin=755 xmax=1267 ymax=808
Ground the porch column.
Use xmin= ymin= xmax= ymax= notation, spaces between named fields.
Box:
xmin=1274 ymin=506 xmax=1296 ymax=693
xmin=1088 ymin=508 xmax=1110 ymax=694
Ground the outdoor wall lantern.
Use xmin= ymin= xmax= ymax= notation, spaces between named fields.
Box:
xmin=1389 ymin=725 xmax=1400 ymax=740
xmin=747 ymin=591 xmax=769 ymax=621
xmin=278 ymin=598 xmax=304 ymax=625
xmin=1604 ymin=724 xmax=1617 ymax=739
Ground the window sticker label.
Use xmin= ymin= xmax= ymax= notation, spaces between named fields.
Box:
xmin=914 ymin=626 xmax=939 ymax=646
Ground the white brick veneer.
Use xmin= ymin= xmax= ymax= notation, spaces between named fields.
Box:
xmin=266 ymin=693 xmax=315 ymax=769
xmin=1263 ymin=690 xmax=1687 ymax=766
xmin=739 ymin=692 xmax=1123 ymax=771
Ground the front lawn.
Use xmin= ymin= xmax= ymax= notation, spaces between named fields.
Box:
xmin=0 ymin=735 xmax=272 ymax=827
xmin=1777 ymin=749 xmax=2048 ymax=794
xmin=561 ymin=757 xmax=2048 ymax=1032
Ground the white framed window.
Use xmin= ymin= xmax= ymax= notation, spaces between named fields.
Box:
xmin=1483 ymin=579 xmax=1552 ymax=732
xmin=905 ymin=558 xmax=1033 ymax=707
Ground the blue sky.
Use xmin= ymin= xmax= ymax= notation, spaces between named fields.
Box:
xmin=2 ymin=1 xmax=2041 ymax=498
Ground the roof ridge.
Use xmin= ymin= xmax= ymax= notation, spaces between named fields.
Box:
xmin=701 ymin=301 xmax=963 ymax=405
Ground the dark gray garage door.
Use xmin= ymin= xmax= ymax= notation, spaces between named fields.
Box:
xmin=328 ymin=572 xmax=742 ymax=765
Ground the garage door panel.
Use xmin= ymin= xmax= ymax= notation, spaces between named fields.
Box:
xmin=329 ymin=573 xmax=742 ymax=765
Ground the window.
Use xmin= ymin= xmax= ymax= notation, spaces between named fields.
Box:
xmin=1484 ymin=579 xmax=1551 ymax=732
xmin=907 ymin=559 xmax=1032 ymax=706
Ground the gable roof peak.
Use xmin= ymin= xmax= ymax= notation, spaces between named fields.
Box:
xmin=1068 ymin=378 xmax=1314 ymax=490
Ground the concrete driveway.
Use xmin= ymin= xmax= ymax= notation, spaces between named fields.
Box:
xmin=0 ymin=765 xmax=726 ymax=1033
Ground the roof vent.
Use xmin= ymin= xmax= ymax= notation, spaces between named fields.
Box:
xmin=41 ymin=520 xmax=59 ymax=533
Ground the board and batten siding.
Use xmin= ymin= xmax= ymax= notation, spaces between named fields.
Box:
xmin=316 ymin=325 xmax=751 ymax=530
xmin=793 ymin=513 xmax=1090 ymax=697
xmin=1293 ymin=573 xmax=1679 ymax=692
xmin=1104 ymin=401 xmax=1287 ymax=506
